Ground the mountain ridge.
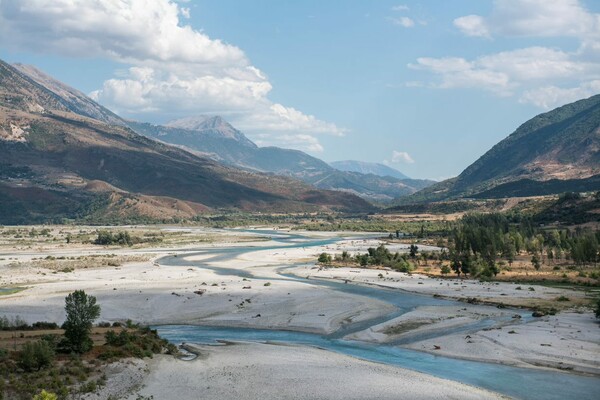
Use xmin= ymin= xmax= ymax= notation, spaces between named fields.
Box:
xmin=11 ymin=62 xmax=434 ymax=203
xmin=127 ymin=117 xmax=433 ymax=203
xmin=0 ymin=59 xmax=374 ymax=223
xmin=329 ymin=160 xmax=410 ymax=180
xmin=395 ymin=94 xmax=600 ymax=204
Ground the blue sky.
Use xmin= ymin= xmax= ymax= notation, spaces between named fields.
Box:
xmin=1 ymin=0 xmax=599 ymax=179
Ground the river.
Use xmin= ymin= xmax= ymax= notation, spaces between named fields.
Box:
xmin=155 ymin=229 xmax=599 ymax=400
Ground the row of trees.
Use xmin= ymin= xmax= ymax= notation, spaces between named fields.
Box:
xmin=319 ymin=244 xmax=417 ymax=273
xmin=448 ymin=213 xmax=600 ymax=277
xmin=318 ymin=212 xmax=599 ymax=280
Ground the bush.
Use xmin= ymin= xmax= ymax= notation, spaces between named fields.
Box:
xmin=19 ymin=340 xmax=55 ymax=372
xmin=391 ymin=259 xmax=413 ymax=273
xmin=317 ymin=252 xmax=332 ymax=264
xmin=32 ymin=321 xmax=59 ymax=330
xmin=33 ymin=390 xmax=58 ymax=400
xmin=94 ymin=231 xmax=133 ymax=246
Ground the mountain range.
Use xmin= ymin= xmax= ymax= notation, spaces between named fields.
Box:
xmin=9 ymin=63 xmax=432 ymax=204
xmin=2 ymin=59 xmax=597 ymax=223
xmin=127 ymin=117 xmax=433 ymax=203
xmin=396 ymin=94 xmax=600 ymax=204
xmin=329 ymin=160 xmax=409 ymax=180
xmin=0 ymin=60 xmax=374 ymax=223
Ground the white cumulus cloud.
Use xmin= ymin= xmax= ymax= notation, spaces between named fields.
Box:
xmin=453 ymin=15 xmax=490 ymax=38
xmin=0 ymin=0 xmax=345 ymax=152
xmin=519 ymin=80 xmax=600 ymax=108
xmin=391 ymin=150 xmax=414 ymax=164
xmin=413 ymin=0 xmax=600 ymax=109
xmin=454 ymin=0 xmax=599 ymax=40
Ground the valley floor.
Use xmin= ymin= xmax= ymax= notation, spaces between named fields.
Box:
xmin=1 ymin=227 xmax=599 ymax=399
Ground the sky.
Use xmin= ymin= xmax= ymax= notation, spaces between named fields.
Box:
xmin=1 ymin=0 xmax=599 ymax=180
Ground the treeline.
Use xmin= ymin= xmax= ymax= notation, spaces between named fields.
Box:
xmin=300 ymin=218 xmax=451 ymax=236
xmin=319 ymin=244 xmax=420 ymax=273
xmin=92 ymin=230 xmax=162 ymax=246
xmin=0 ymin=316 xmax=58 ymax=331
xmin=448 ymin=213 xmax=599 ymax=278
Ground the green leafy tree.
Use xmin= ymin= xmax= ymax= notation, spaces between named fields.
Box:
xmin=62 ymin=290 xmax=101 ymax=353
xmin=409 ymin=244 xmax=419 ymax=259
xmin=317 ymin=252 xmax=332 ymax=264
xmin=94 ymin=230 xmax=114 ymax=245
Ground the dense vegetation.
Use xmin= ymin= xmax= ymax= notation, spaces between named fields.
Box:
xmin=448 ymin=212 xmax=600 ymax=278
xmin=319 ymin=244 xmax=420 ymax=273
xmin=317 ymin=211 xmax=600 ymax=286
xmin=0 ymin=291 xmax=175 ymax=399
xmin=298 ymin=217 xmax=451 ymax=236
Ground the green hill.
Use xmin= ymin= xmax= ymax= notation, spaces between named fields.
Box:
xmin=396 ymin=95 xmax=600 ymax=204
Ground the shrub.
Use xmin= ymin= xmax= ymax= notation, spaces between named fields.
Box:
xmin=19 ymin=340 xmax=55 ymax=372
xmin=33 ymin=390 xmax=58 ymax=400
xmin=318 ymin=252 xmax=332 ymax=264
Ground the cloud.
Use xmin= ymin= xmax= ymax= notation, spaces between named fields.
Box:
xmin=410 ymin=56 xmax=513 ymax=95
xmin=412 ymin=0 xmax=600 ymax=109
xmin=453 ymin=15 xmax=490 ymax=38
xmin=0 ymin=0 xmax=245 ymax=65
xmin=519 ymin=80 xmax=600 ymax=108
xmin=411 ymin=46 xmax=595 ymax=94
xmin=253 ymin=133 xmax=324 ymax=153
xmin=391 ymin=150 xmax=414 ymax=164
xmin=454 ymin=0 xmax=599 ymax=40
xmin=389 ymin=16 xmax=415 ymax=28
xmin=392 ymin=5 xmax=410 ymax=12
xmin=0 ymin=0 xmax=344 ymax=152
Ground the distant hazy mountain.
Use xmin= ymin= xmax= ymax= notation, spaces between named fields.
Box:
xmin=0 ymin=60 xmax=373 ymax=223
xmin=396 ymin=95 xmax=600 ymax=204
xmin=166 ymin=116 xmax=258 ymax=148
xmin=330 ymin=160 xmax=409 ymax=180
xmin=128 ymin=117 xmax=434 ymax=203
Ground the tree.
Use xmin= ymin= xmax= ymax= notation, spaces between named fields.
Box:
xmin=409 ymin=244 xmax=419 ymax=259
xmin=317 ymin=252 xmax=332 ymax=265
xmin=531 ymin=254 xmax=541 ymax=271
xmin=94 ymin=230 xmax=114 ymax=245
xmin=440 ymin=265 xmax=451 ymax=276
xmin=62 ymin=290 xmax=101 ymax=353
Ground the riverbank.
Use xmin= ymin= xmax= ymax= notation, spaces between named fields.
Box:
xmin=0 ymin=231 xmax=394 ymax=335
xmin=289 ymin=263 xmax=600 ymax=376
xmin=127 ymin=342 xmax=505 ymax=400
xmin=1 ymin=227 xmax=599 ymax=399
